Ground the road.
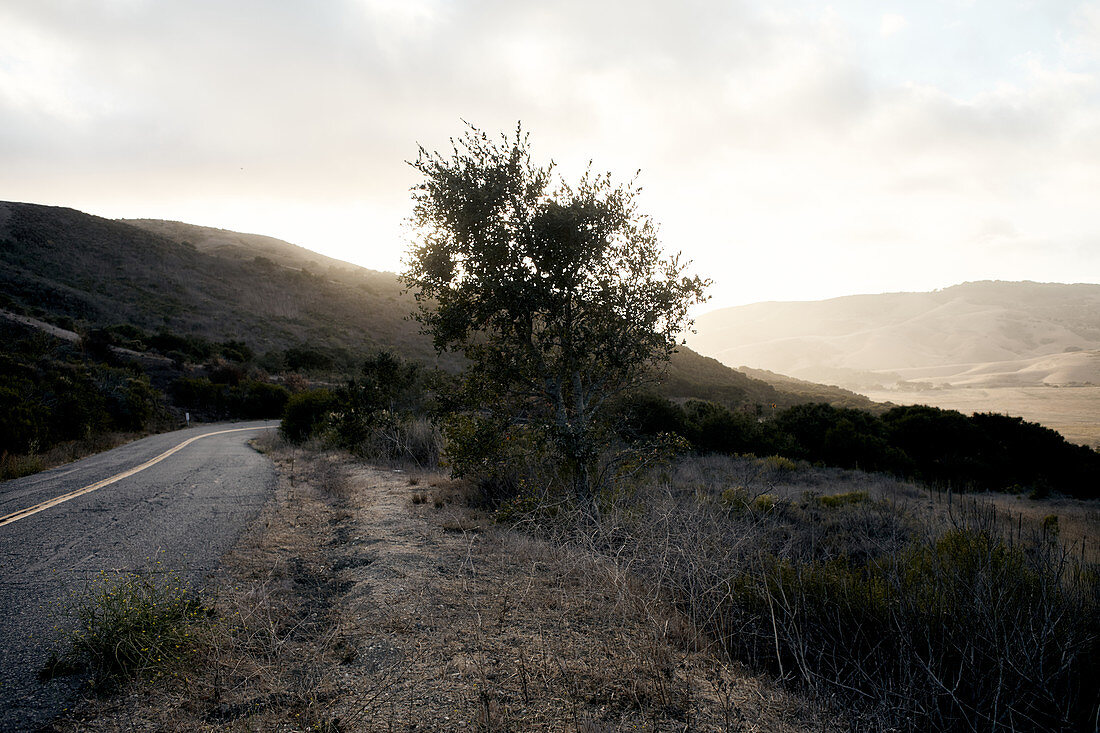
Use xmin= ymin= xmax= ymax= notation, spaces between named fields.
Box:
xmin=0 ymin=421 xmax=277 ymax=731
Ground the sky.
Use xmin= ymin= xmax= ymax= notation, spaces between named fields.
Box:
xmin=2 ymin=0 xmax=1098 ymax=310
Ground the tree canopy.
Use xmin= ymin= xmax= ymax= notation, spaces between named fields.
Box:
xmin=402 ymin=124 xmax=709 ymax=497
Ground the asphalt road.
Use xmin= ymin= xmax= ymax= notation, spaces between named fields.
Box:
xmin=0 ymin=421 xmax=278 ymax=731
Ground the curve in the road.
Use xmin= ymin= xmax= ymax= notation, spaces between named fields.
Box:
xmin=0 ymin=426 xmax=271 ymax=528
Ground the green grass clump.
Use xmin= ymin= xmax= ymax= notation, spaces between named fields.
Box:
xmin=761 ymin=455 xmax=797 ymax=472
xmin=43 ymin=570 xmax=208 ymax=688
xmin=751 ymin=493 xmax=779 ymax=513
xmin=817 ymin=490 xmax=869 ymax=508
xmin=719 ymin=486 xmax=750 ymax=513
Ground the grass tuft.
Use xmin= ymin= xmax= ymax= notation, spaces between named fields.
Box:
xmin=42 ymin=570 xmax=208 ymax=689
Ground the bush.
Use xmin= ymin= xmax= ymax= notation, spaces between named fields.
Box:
xmin=283 ymin=344 xmax=334 ymax=373
xmin=540 ymin=454 xmax=1100 ymax=731
xmin=231 ymin=380 xmax=290 ymax=419
xmin=817 ymin=490 xmax=869 ymax=508
xmin=43 ymin=570 xmax=207 ymax=688
xmin=280 ymin=389 xmax=335 ymax=443
xmin=613 ymin=392 xmax=687 ymax=440
xmin=442 ymin=414 xmax=568 ymax=508
xmin=761 ymin=455 xmax=797 ymax=472
xmin=0 ymin=384 xmax=44 ymax=454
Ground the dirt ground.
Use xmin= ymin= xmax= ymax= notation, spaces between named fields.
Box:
xmin=49 ymin=440 xmax=818 ymax=732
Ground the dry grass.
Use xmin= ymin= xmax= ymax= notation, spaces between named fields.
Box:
xmin=319 ymin=465 xmax=815 ymax=731
xmin=51 ymin=438 xmax=818 ymax=732
xmin=536 ymin=454 xmax=1100 ymax=732
xmin=1 ymin=431 xmax=149 ymax=481
xmin=985 ymin=492 xmax=1100 ymax=563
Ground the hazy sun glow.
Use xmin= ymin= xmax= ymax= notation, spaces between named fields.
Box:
xmin=1 ymin=0 xmax=1098 ymax=309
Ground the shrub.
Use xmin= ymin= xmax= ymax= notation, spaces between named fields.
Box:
xmin=751 ymin=493 xmax=779 ymax=513
xmin=43 ymin=570 xmax=207 ymax=688
xmin=172 ymin=376 xmax=224 ymax=416
xmin=718 ymin=526 xmax=1099 ymax=731
xmin=231 ymin=380 xmax=290 ymax=419
xmin=554 ymin=454 xmax=1100 ymax=731
xmin=442 ymin=414 xmax=568 ymax=508
xmin=761 ymin=455 xmax=797 ymax=472
xmin=147 ymin=331 xmax=213 ymax=362
xmin=283 ymin=344 xmax=334 ymax=373
xmin=1041 ymin=513 xmax=1060 ymax=537
xmin=613 ymin=392 xmax=687 ymax=440
xmin=719 ymin=486 xmax=750 ymax=513
xmin=817 ymin=490 xmax=869 ymax=508
xmin=280 ymin=389 xmax=335 ymax=443
xmin=0 ymin=384 xmax=44 ymax=454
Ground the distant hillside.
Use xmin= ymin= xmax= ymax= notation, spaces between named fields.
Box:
xmin=0 ymin=201 xmax=872 ymax=410
xmin=123 ymin=219 xmax=366 ymax=279
xmin=664 ymin=348 xmax=876 ymax=411
xmin=0 ymin=201 xmax=438 ymax=366
xmin=691 ymin=281 xmax=1100 ymax=389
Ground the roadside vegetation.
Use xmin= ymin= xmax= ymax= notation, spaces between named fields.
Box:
xmin=0 ymin=316 xmax=302 ymax=478
xmin=617 ymin=393 xmax=1100 ymax=499
xmin=498 ymin=454 xmax=1099 ymax=731
xmin=42 ymin=570 xmax=208 ymax=690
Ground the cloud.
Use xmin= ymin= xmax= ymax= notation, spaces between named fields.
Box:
xmin=0 ymin=0 xmax=1097 ymax=303
xmin=880 ymin=13 xmax=908 ymax=37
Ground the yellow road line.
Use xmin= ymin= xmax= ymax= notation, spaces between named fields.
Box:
xmin=0 ymin=426 xmax=273 ymax=528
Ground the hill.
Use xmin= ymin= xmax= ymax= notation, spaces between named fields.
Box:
xmin=122 ymin=218 xmax=368 ymax=279
xmin=690 ymin=281 xmax=1100 ymax=389
xmin=0 ymin=202 xmax=438 ymax=367
xmin=0 ymin=201 xmax=869 ymax=412
xmin=663 ymin=348 xmax=877 ymax=410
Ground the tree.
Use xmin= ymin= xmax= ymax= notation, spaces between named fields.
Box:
xmin=402 ymin=124 xmax=709 ymax=499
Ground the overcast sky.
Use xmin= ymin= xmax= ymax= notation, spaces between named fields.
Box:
xmin=2 ymin=0 xmax=1098 ymax=309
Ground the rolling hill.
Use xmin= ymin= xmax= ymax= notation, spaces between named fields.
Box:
xmin=0 ymin=201 xmax=432 ymax=366
xmin=690 ymin=281 xmax=1100 ymax=389
xmin=690 ymin=281 xmax=1100 ymax=446
xmin=0 ymin=201 xmax=871 ymax=411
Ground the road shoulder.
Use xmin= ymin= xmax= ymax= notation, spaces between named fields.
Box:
xmin=53 ymin=438 xmax=815 ymax=730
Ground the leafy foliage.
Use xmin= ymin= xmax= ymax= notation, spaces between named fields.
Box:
xmin=403 ymin=124 xmax=709 ymax=498
xmin=278 ymin=351 xmax=444 ymax=467
xmin=0 ymin=317 xmax=291 ymax=464
xmin=43 ymin=570 xmax=207 ymax=689
xmin=0 ymin=325 xmax=161 ymax=455
xmin=330 ymin=350 xmax=423 ymax=448
xmin=280 ymin=389 xmax=337 ymax=443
